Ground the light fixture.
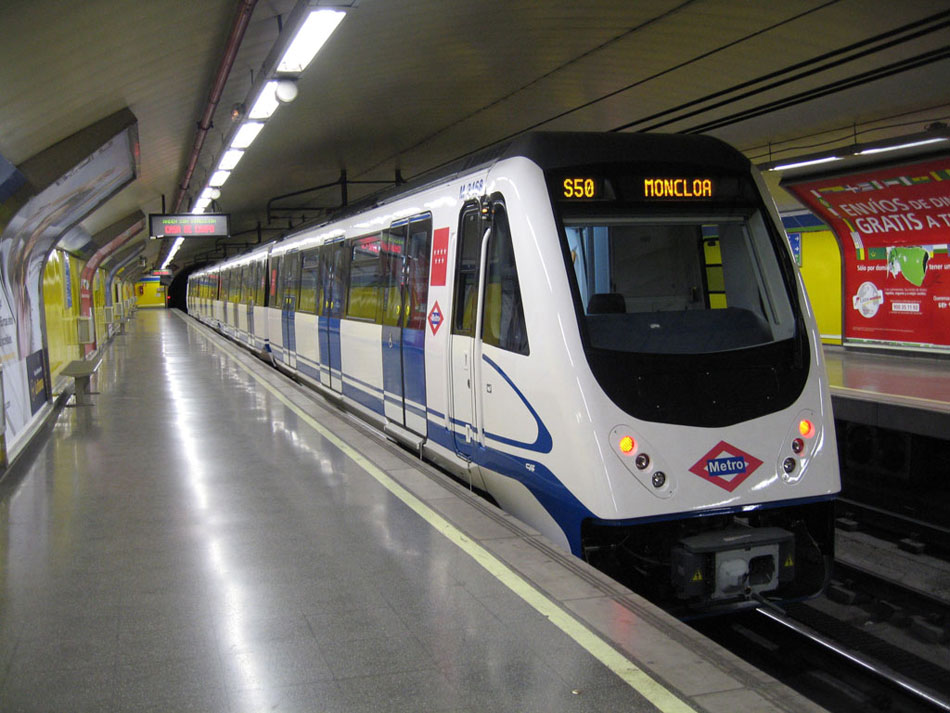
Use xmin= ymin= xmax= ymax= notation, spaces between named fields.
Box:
xmin=199 ymin=187 xmax=221 ymax=201
xmin=769 ymin=156 xmax=842 ymax=172
xmin=275 ymin=78 xmax=299 ymax=104
xmin=161 ymin=237 xmax=184 ymax=270
xmin=855 ymin=137 xmax=947 ymax=156
xmin=192 ymin=197 xmax=213 ymax=214
xmin=277 ymin=9 xmax=346 ymax=74
xmin=762 ymin=126 xmax=950 ymax=173
xmin=249 ymin=81 xmax=280 ymax=120
xmin=218 ymin=149 xmax=244 ymax=171
xmin=209 ymin=170 xmax=230 ymax=188
xmin=231 ymin=122 xmax=264 ymax=150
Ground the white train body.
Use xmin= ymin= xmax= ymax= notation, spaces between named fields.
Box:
xmin=188 ymin=133 xmax=839 ymax=612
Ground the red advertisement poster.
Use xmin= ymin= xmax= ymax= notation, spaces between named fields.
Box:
xmin=784 ymin=156 xmax=950 ymax=350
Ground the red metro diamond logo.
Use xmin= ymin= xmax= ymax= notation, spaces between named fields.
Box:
xmin=428 ymin=301 xmax=444 ymax=336
xmin=688 ymin=441 xmax=763 ymax=492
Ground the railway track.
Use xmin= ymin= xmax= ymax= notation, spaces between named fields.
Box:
xmin=692 ymin=559 xmax=950 ymax=713
xmin=837 ymin=498 xmax=950 ymax=560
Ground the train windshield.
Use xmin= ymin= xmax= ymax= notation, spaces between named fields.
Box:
xmin=552 ymin=168 xmax=808 ymax=427
xmin=563 ymin=211 xmax=796 ymax=355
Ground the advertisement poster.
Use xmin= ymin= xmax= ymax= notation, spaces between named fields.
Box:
xmin=784 ymin=156 xmax=950 ymax=350
xmin=0 ymin=128 xmax=136 ymax=454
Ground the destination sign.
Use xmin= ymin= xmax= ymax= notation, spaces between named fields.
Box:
xmin=642 ymin=177 xmax=714 ymax=199
xmin=149 ymin=213 xmax=230 ymax=238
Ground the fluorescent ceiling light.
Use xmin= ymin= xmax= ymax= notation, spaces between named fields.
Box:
xmin=770 ymin=156 xmax=842 ymax=172
xmin=209 ymin=170 xmax=230 ymax=187
xmin=199 ymin=186 xmax=221 ymax=201
xmin=231 ymin=122 xmax=264 ymax=150
xmin=249 ymin=81 xmax=280 ymax=120
xmin=277 ymin=9 xmax=345 ymax=73
xmin=193 ymin=197 xmax=212 ymax=213
xmin=161 ymin=237 xmax=184 ymax=269
xmin=218 ymin=149 xmax=244 ymax=171
xmin=856 ymin=137 xmax=948 ymax=155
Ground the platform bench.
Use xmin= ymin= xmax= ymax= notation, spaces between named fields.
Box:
xmin=61 ymin=357 xmax=102 ymax=406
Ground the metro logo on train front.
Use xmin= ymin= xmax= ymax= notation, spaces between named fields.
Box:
xmin=705 ymin=456 xmax=747 ymax=476
xmin=689 ymin=441 xmax=763 ymax=492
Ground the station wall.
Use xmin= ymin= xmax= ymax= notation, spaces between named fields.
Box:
xmin=135 ymin=277 xmax=165 ymax=308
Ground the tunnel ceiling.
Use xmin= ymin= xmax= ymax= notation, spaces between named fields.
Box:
xmin=1 ymin=0 xmax=948 ymax=275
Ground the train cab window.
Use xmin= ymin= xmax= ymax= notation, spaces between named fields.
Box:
xmin=453 ymin=206 xmax=482 ymax=336
xmin=346 ymin=235 xmax=382 ymax=322
xmin=563 ymin=213 xmax=795 ymax=354
xmin=298 ymin=249 xmax=321 ymax=315
xmin=482 ymin=205 xmax=528 ymax=355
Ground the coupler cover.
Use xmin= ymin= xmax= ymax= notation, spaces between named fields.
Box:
xmin=671 ymin=527 xmax=795 ymax=600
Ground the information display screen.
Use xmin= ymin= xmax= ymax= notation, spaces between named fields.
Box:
xmin=149 ymin=213 xmax=229 ymax=238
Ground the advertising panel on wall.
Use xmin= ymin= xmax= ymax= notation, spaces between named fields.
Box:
xmin=783 ymin=155 xmax=950 ymax=351
xmin=0 ymin=127 xmax=137 ymax=456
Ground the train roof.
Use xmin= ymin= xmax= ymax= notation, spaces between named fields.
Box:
xmin=192 ymin=132 xmax=751 ymax=276
xmin=327 ymin=131 xmax=751 ymax=221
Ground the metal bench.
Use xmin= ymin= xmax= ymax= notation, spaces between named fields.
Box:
xmin=61 ymin=356 xmax=102 ymax=406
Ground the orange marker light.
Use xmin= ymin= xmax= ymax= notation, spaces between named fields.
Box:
xmin=619 ymin=436 xmax=636 ymax=455
xmin=799 ymin=419 xmax=815 ymax=438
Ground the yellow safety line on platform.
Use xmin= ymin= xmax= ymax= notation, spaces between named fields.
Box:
xmin=189 ymin=320 xmax=695 ymax=713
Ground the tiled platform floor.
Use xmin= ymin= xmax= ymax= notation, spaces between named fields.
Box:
xmin=0 ymin=310 xmax=827 ymax=712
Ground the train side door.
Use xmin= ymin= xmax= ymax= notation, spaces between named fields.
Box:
xmin=450 ymin=204 xmax=486 ymax=460
xmin=281 ymin=251 xmax=301 ymax=369
xmin=318 ymin=241 xmax=346 ymax=393
xmin=382 ymin=216 xmax=432 ymax=436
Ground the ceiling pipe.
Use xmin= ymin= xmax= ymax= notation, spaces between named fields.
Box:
xmin=173 ymin=0 xmax=259 ymax=213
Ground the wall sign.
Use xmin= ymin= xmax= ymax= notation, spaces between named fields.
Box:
xmin=149 ymin=213 xmax=229 ymax=238
xmin=783 ymin=156 xmax=950 ymax=351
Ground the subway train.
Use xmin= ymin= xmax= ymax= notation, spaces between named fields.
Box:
xmin=187 ymin=132 xmax=840 ymax=613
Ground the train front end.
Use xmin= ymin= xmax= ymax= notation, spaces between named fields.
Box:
xmin=538 ymin=134 xmax=840 ymax=613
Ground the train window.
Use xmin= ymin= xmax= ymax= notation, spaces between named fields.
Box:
xmin=382 ymin=217 xmax=433 ymax=330
xmin=346 ymin=235 xmax=382 ymax=322
xmin=269 ymin=256 xmax=280 ymax=303
xmin=323 ymin=242 xmax=347 ymax=318
xmin=563 ymin=211 xmax=795 ymax=354
xmin=254 ymin=260 xmax=266 ymax=306
xmin=453 ymin=206 xmax=482 ymax=337
xmin=298 ymin=249 xmax=321 ymax=314
xmin=242 ymin=264 xmax=256 ymax=304
xmin=282 ymin=252 xmax=302 ymax=305
xmin=219 ymin=271 xmax=229 ymax=301
xmin=482 ymin=205 xmax=528 ymax=355
xmin=405 ymin=216 xmax=432 ymax=331
xmin=381 ymin=226 xmax=406 ymax=328
xmin=231 ymin=268 xmax=241 ymax=303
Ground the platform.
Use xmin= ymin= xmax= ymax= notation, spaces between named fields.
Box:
xmin=0 ymin=310 xmax=827 ymax=713
xmin=823 ymin=346 xmax=950 ymax=437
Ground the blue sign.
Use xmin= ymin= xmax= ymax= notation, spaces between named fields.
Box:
xmin=705 ymin=456 xmax=747 ymax=477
